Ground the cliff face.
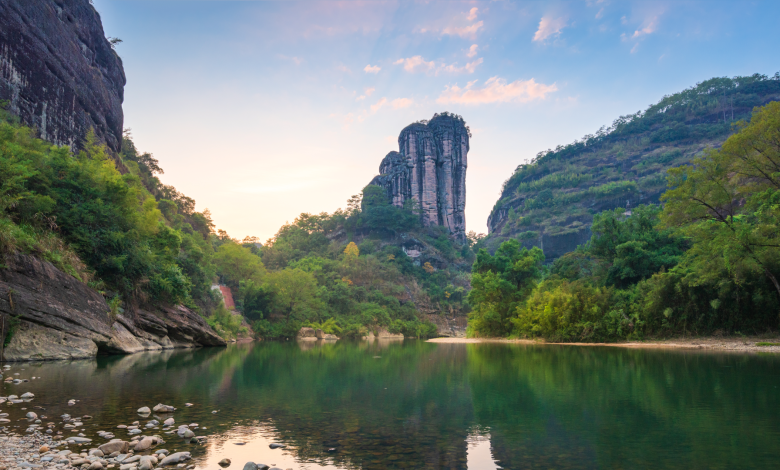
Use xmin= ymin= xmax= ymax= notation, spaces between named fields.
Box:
xmin=0 ymin=0 xmax=125 ymax=152
xmin=370 ymin=113 xmax=469 ymax=238
xmin=0 ymin=253 xmax=225 ymax=362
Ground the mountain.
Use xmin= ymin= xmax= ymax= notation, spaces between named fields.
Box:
xmin=370 ymin=112 xmax=470 ymax=239
xmin=0 ymin=0 xmax=125 ymax=152
xmin=485 ymin=73 xmax=780 ymax=259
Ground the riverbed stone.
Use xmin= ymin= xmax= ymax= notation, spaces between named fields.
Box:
xmin=98 ymin=441 xmax=129 ymax=455
xmin=152 ymin=404 xmax=175 ymax=413
xmin=218 ymin=459 xmax=231 ymax=467
xmin=136 ymin=407 xmax=150 ymax=415
xmin=159 ymin=452 xmax=190 ymax=466
xmin=133 ymin=437 xmax=154 ymax=452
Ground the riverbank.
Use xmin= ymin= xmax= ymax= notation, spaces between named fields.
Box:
xmin=427 ymin=336 xmax=780 ymax=353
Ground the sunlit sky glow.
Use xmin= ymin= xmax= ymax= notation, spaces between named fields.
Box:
xmin=92 ymin=0 xmax=780 ymax=242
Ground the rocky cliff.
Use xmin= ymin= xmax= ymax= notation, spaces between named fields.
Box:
xmin=0 ymin=0 xmax=125 ymax=152
xmin=0 ymin=253 xmax=226 ymax=362
xmin=370 ymin=113 xmax=469 ymax=238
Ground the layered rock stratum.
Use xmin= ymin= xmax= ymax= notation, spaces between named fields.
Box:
xmin=370 ymin=113 xmax=469 ymax=238
xmin=0 ymin=0 xmax=125 ymax=152
xmin=0 ymin=253 xmax=225 ymax=361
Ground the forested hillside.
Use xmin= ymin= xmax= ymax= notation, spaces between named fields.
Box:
xmin=0 ymin=104 xmax=474 ymax=342
xmin=469 ymin=101 xmax=780 ymax=340
xmin=487 ymin=73 xmax=780 ymax=259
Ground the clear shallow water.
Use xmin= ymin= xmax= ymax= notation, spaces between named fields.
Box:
xmin=2 ymin=340 xmax=780 ymax=469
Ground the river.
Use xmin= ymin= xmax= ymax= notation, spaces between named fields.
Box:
xmin=2 ymin=340 xmax=779 ymax=469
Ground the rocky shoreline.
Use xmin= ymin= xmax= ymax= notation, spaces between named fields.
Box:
xmin=0 ymin=365 xmax=291 ymax=470
xmin=1 ymin=254 xmax=226 ymax=362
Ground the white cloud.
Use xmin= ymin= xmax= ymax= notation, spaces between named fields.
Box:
xmin=533 ymin=16 xmax=567 ymax=43
xmin=442 ymin=21 xmax=484 ymax=39
xmin=356 ymin=87 xmax=376 ymax=101
xmin=395 ymin=56 xmax=482 ymax=75
xmin=364 ymin=64 xmax=381 ymax=74
xmin=630 ymin=43 xmax=639 ymax=54
xmin=278 ymin=54 xmax=303 ymax=65
xmin=466 ymin=44 xmax=479 ymax=58
xmin=631 ymin=17 xmax=658 ymax=38
xmin=467 ymin=7 xmax=479 ymax=21
xmin=370 ymin=97 xmax=388 ymax=113
xmin=441 ymin=58 xmax=483 ymax=74
xmin=437 ymin=77 xmax=558 ymax=105
xmin=595 ymin=7 xmax=605 ymax=19
xmin=391 ymin=98 xmax=413 ymax=109
xmin=394 ymin=56 xmax=436 ymax=73
xmin=370 ymin=97 xmax=413 ymax=113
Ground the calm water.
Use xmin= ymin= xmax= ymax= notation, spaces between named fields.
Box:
xmin=2 ymin=340 xmax=780 ymax=469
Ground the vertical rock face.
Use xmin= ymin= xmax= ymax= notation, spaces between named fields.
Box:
xmin=0 ymin=0 xmax=126 ymax=152
xmin=370 ymin=113 xmax=469 ymax=238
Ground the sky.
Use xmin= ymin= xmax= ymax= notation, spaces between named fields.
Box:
xmin=91 ymin=0 xmax=780 ymax=242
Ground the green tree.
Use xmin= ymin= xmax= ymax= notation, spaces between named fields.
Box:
xmin=588 ymin=205 xmax=686 ymax=288
xmin=662 ymin=102 xmax=780 ymax=300
xmin=214 ymin=242 xmax=266 ymax=288
xmin=467 ymin=240 xmax=545 ymax=336
xmin=265 ymin=268 xmax=319 ymax=321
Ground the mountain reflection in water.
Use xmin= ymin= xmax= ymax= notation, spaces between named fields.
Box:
xmin=4 ymin=340 xmax=780 ymax=469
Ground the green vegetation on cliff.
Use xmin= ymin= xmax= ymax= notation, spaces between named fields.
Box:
xmin=469 ymin=102 xmax=780 ymax=340
xmin=488 ymin=73 xmax=780 ymax=259
xmin=0 ymin=105 xmax=473 ymax=340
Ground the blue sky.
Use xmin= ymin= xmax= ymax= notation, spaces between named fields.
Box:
xmin=92 ymin=0 xmax=780 ymax=241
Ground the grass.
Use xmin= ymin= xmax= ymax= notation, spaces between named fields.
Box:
xmin=756 ymin=342 xmax=780 ymax=346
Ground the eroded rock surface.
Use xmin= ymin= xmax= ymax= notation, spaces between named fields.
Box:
xmin=0 ymin=253 xmax=225 ymax=361
xmin=0 ymin=0 xmax=125 ymax=152
xmin=370 ymin=113 xmax=469 ymax=238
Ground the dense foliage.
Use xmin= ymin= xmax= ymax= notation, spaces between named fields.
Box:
xmin=0 ymin=108 xmax=471 ymax=340
xmin=488 ymin=73 xmax=780 ymax=258
xmin=246 ymin=184 xmax=475 ymax=339
xmin=469 ymin=102 xmax=780 ymax=340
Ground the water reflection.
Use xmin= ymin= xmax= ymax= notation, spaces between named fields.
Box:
xmin=1 ymin=341 xmax=779 ymax=469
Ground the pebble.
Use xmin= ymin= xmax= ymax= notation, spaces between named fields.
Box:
xmin=218 ymin=458 xmax=231 ymax=467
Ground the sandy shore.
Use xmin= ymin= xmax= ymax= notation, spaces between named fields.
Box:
xmin=427 ymin=336 xmax=780 ymax=353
